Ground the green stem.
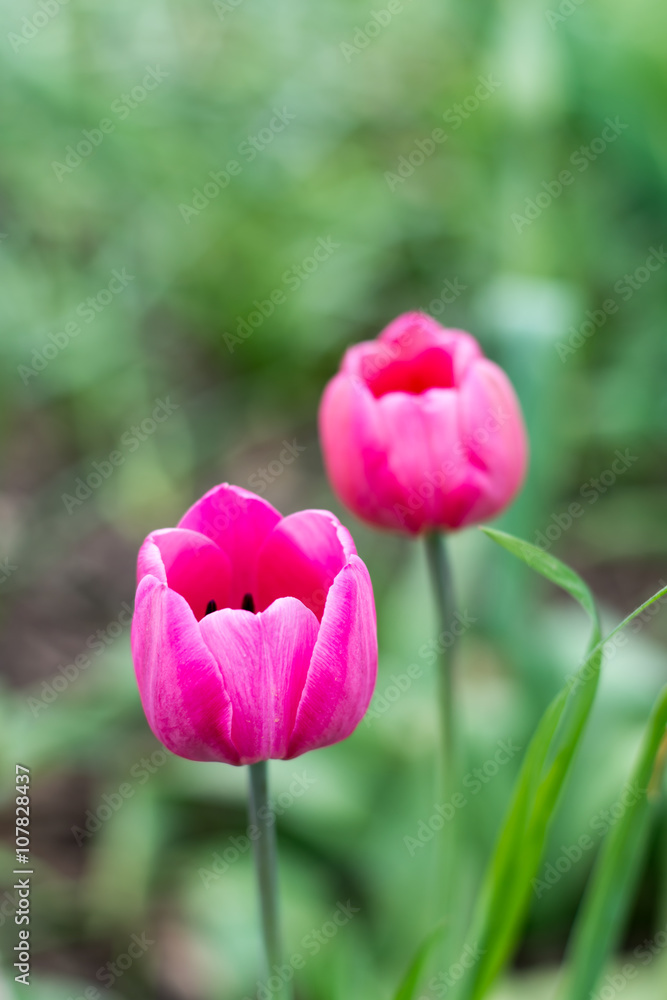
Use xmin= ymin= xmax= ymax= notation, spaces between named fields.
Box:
xmin=424 ymin=533 xmax=459 ymax=936
xmin=248 ymin=761 xmax=291 ymax=999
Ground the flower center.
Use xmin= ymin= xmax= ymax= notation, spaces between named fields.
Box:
xmin=204 ymin=594 xmax=257 ymax=615
xmin=366 ymin=347 xmax=456 ymax=398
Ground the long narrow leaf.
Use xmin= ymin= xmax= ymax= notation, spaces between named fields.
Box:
xmin=463 ymin=587 xmax=667 ymax=1000
xmin=457 ymin=530 xmax=602 ymax=999
xmin=558 ymin=686 xmax=667 ymax=1000
xmin=480 ymin=528 xmax=600 ymax=634
xmin=388 ymin=530 xmax=599 ymax=1000
xmin=393 ymin=923 xmax=447 ymax=1000
xmin=458 ymin=530 xmax=667 ymax=1000
xmin=461 ymin=660 xmax=602 ymax=1000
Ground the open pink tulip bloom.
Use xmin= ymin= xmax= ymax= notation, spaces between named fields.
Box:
xmin=131 ymin=485 xmax=377 ymax=765
xmin=319 ymin=312 xmax=528 ymax=534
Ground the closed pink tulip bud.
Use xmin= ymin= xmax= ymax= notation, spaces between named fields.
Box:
xmin=319 ymin=312 xmax=528 ymax=534
xmin=131 ymin=485 xmax=377 ymax=765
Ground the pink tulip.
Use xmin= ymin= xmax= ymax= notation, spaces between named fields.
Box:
xmin=131 ymin=484 xmax=377 ymax=765
xmin=319 ymin=312 xmax=528 ymax=534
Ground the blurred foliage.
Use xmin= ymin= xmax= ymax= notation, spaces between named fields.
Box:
xmin=0 ymin=0 xmax=666 ymax=997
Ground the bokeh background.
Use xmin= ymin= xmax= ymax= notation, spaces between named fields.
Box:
xmin=1 ymin=0 xmax=667 ymax=997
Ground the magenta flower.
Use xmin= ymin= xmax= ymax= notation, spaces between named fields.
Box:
xmin=319 ymin=312 xmax=528 ymax=534
xmin=131 ymin=484 xmax=377 ymax=765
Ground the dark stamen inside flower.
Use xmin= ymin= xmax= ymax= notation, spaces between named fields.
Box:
xmin=205 ymin=600 xmax=217 ymax=616
xmin=241 ymin=592 xmax=256 ymax=613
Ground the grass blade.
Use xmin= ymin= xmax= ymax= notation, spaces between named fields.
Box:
xmin=457 ymin=530 xmax=667 ymax=1000
xmin=480 ymin=527 xmax=600 ymax=638
xmin=393 ymin=923 xmax=447 ymax=1000
xmin=558 ymin=686 xmax=667 ymax=1000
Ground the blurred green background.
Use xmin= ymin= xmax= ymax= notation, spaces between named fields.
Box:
xmin=1 ymin=0 xmax=667 ymax=997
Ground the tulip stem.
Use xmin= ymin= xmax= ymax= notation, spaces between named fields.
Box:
xmin=248 ymin=761 xmax=290 ymax=999
xmin=424 ymin=533 xmax=459 ymax=937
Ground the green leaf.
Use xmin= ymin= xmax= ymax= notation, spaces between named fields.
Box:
xmin=393 ymin=923 xmax=447 ymax=1000
xmin=558 ymin=685 xmax=667 ymax=1000
xmin=457 ymin=530 xmax=667 ymax=1000
xmin=480 ymin=527 xmax=600 ymax=642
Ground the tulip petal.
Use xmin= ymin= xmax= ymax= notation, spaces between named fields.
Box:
xmin=131 ymin=575 xmax=239 ymax=763
xmin=287 ymin=557 xmax=377 ymax=757
xmin=138 ymin=529 xmax=233 ymax=620
xmin=178 ymin=483 xmax=281 ymax=607
xmin=373 ymin=388 xmax=480 ymax=529
xmin=200 ymin=598 xmax=320 ymax=764
xmin=366 ymin=346 xmax=457 ymax=397
xmin=319 ymin=373 xmax=410 ymax=531
xmin=457 ymin=358 xmax=528 ymax=525
xmin=342 ymin=313 xmax=481 ymax=390
xmin=256 ymin=510 xmax=355 ymax=620
xmin=378 ymin=314 xmax=481 ymax=382
xmin=320 ymin=314 xmax=528 ymax=532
